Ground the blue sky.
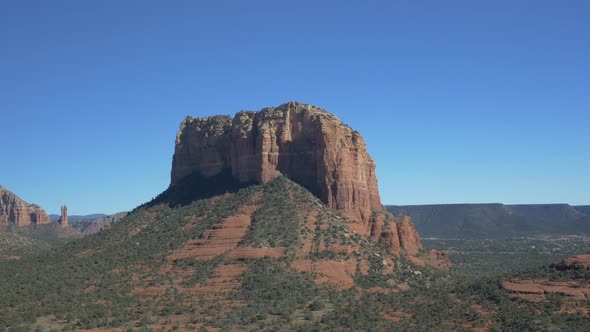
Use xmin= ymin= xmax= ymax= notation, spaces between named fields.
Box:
xmin=1 ymin=1 xmax=588 ymax=215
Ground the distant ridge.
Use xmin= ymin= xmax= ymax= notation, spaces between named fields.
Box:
xmin=49 ymin=213 xmax=107 ymax=222
xmin=69 ymin=212 xmax=128 ymax=235
xmin=575 ymin=205 xmax=590 ymax=215
xmin=386 ymin=203 xmax=590 ymax=238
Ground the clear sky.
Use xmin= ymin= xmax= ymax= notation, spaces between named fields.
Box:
xmin=1 ymin=1 xmax=588 ymax=215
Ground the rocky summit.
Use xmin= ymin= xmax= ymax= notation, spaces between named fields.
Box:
xmin=0 ymin=186 xmax=50 ymax=226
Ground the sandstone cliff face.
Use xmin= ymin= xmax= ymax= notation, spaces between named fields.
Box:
xmin=172 ymin=101 xmax=382 ymax=224
xmin=0 ymin=186 xmax=50 ymax=226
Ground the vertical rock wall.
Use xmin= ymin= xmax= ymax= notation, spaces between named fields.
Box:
xmin=171 ymin=102 xmax=382 ymax=224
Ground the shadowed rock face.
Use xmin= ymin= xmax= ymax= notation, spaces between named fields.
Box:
xmin=171 ymin=101 xmax=382 ymax=224
xmin=0 ymin=186 xmax=50 ymax=226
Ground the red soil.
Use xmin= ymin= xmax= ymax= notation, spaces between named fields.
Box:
xmin=169 ymin=207 xmax=256 ymax=262
xmin=225 ymin=247 xmax=285 ymax=259
xmin=291 ymin=258 xmax=357 ymax=290
xmin=189 ymin=264 xmax=248 ymax=298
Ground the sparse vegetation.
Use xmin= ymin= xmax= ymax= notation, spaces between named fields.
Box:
xmin=2 ymin=177 xmax=590 ymax=331
xmin=242 ymin=176 xmax=306 ymax=250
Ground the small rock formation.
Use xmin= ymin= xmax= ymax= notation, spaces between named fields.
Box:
xmin=369 ymin=213 xmax=424 ymax=256
xmin=0 ymin=186 xmax=50 ymax=226
xmin=551 ymin=254 xmax=590 ymax=271
xmin=171 ymin=102 xmax=448 ymax=266
xmin=397 ymin=216 xmax=424 ymax=256
xmin=58 ymin=205 xmax=68 ymax=227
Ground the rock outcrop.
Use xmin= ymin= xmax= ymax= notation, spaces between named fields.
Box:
xmin=551 ymin=254 xmax=590 ymax=271
xmin=502 ymin=278 xmax=590 ymax=302
xmin=171 ymin=102 xmax=445 ymax=264
xmin=0 ymin=186 xmax=50 ymax=226
xmin=397 ymin=216 xmax=424 ymax=256
xmin=368 ymin=213 xmax=424 ymax=256
xmin=171 ymin=102 xmax=381 ymax=225
xmin=365 ymin=211 xmax=451 ymax=268
xmin=58 ymin=205 xmax=68 ymax=227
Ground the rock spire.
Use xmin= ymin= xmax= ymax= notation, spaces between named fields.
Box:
xmin=59 ymin=205 xmax=68 ymax=227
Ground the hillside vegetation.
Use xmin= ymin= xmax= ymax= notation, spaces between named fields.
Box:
xmin=0 ymin=223 xmax=80 ymax=259
xmin=0 ymin=177 xmax=441 ymax=331
xmin=3 ymin=178 xmax=589 ymax=331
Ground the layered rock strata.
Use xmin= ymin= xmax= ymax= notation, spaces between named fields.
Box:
xmin=172 ymin=101 xmax=381 ymax=224
xmin=0 ymin=186 xmax=50 ymax=226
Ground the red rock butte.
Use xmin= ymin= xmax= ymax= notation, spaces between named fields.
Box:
xmin=171 ymin=101 xmax=382 ymax=225
xmin=0 ymin=185 xmax=50 ymax=226
xmin=171 ymin=101 xmax=448 ymax=264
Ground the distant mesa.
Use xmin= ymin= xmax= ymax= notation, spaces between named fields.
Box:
xmin=49 ymin=213 xmax=107 ymax=222
xmin=69 ymin=212 xmax=128 ymax=235
xmin=171 ymin=101 xmax=382 ymax=225
xmin=386 ymin=203 xmax=590 ymax=239
xmin=575 ymin=205 xmax=590 ymax=216
xmin=0 ymin=185 xmax=50 ymax=226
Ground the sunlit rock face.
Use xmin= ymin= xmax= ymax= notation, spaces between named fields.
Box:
xmin=0 ymin=186 xmax=50 ymax=226
xmin=171 ymin=101 xmax=382 ymax=225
